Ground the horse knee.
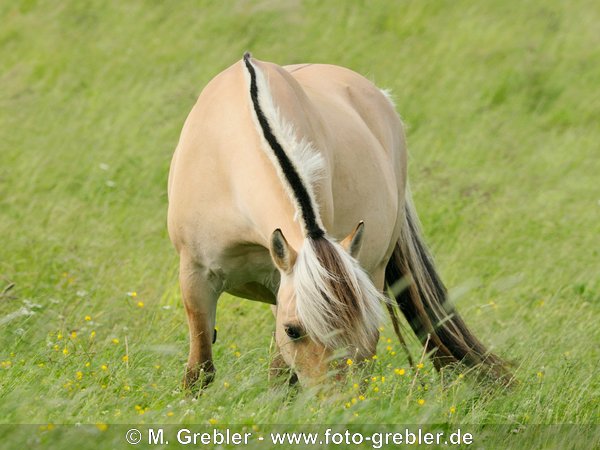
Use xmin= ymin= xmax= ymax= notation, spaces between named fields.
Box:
xmin=178 ymin=258 xmax=220 ymax=392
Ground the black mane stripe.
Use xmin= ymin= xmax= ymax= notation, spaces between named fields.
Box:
xmin=243 ymin=53 xmax=325 ymax=240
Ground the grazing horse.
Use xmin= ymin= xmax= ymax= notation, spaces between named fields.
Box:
xmin=168 ymin=53 xmax=506 ymax=389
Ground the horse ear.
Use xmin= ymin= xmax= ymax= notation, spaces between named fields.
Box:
xmin=340 ymin=221 xmax=365 ymax=258
xmin=269 ymin=229 xmax=297 ymax=273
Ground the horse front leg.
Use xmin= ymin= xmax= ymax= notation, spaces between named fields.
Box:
xmin=179 ymin=256 xmax=219 ymax=392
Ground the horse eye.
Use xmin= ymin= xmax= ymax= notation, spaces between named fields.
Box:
xmin=284 ymin=325 xmax=304 ymax=341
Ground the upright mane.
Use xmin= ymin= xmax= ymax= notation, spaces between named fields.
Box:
xmin=242 ymin=53 xmax=383 ymax=355
xmin=242 ymin=52 xmax=325 ymax=239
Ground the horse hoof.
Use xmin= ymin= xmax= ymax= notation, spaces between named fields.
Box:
xmin=183 ymin=364 xmax=216 ymax=393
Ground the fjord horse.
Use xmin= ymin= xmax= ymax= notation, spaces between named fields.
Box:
xmin=168 ymin=53 xmax=506 ymax=389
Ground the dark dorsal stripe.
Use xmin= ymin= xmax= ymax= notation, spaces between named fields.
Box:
xmin=243 ymin=53 xmax=325 ymax=239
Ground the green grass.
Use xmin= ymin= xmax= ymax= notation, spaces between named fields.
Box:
xmin=1 ymin=0 xmax=599 ymax=448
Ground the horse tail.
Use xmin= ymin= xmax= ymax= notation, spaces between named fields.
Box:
xmin=385 ymin=186 xmax=511 ymax=382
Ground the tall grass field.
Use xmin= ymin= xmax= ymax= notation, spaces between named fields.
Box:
xmin=1 ymin=1 xmax=598 ymax=448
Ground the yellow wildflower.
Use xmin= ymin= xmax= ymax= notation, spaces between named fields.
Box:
xmin=416 ymin=362 xmax=424 ymax=369
xmin=137 ymin=301 xmax=144 ymax=308
xmin=96 ymin=423 xmax=108 ymax=432
xmin=417 ymin=399 xmax=425 ymax=406
xmin=346 ymin=358 xmax=353 ymax=366
xmin=101 ymin=364 xmax=108 ymax=371
xmin=450 ymin=406 xmax=456 ymax=414
xmin=167 ymin=411 xmax=174 ymax=417
xmin=85 ymin=315 xmax=92 ymax=321
xmin=208 ymin=418 xmax=218 ymax=425
xmin=112 ymin=338 xmax=119 ymax=344
xmin=76 ymin=371 xmax=83 ymax=380
xmin=62 ymin=347 xmax=69 ymax=355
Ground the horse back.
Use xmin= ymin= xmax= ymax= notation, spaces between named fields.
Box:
xmin=168 ymin=58 xmax=406 ymax=285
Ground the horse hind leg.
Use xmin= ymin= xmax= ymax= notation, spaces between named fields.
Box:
xmin=179 ymin=256 xmax=220 ymax=392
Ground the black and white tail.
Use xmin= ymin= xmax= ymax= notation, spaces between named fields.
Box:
xmin=385 ymin=188 xmax=512 ymax=382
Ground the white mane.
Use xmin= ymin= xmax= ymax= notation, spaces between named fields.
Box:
xmin=242 ymin=58 xmax=325 ymax=231
xmin=294 ymin=238 xmax=384 ymax=356
xmin=243 ymin=55 xmax=384 ymax=355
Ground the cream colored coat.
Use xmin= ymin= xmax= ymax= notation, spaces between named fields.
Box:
xmin=168 ymin=57 xmax=407 ymax=387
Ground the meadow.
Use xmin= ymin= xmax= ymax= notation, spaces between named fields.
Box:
xmin=0 ymin=1 xmax=598 ymax=448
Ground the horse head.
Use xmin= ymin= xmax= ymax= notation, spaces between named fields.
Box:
xmin=269 ymin=221 xmax=383 ymax=386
